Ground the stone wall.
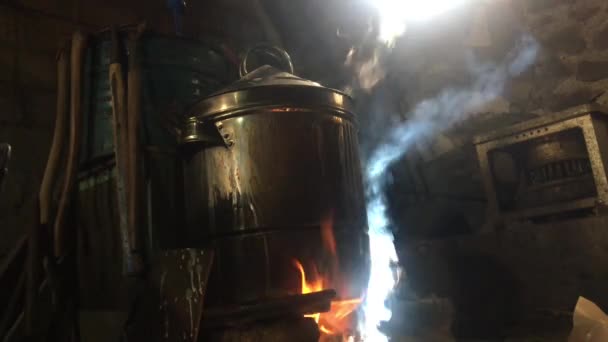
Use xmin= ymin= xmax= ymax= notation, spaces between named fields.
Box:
xmin=401 ymin=216 xmax=608 ymax=337
xmin=379 ymin=0 xmax=608 ymax=237
xmin=379 ymin=0 xmax=608 ymax=336
xmin=521 ymin=0 xmax=608 ymax=113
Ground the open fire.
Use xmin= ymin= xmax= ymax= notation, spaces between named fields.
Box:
xmin=293 ymin=260 xmax=362 ymax=337
xmin=291 ymin=212 xmax=363 ymax=338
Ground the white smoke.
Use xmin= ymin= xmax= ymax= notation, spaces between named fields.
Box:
xmin=360 ymin=34 xmax=539 ymax=341
xmin=345 ymin=47 xmax=387 ymax=92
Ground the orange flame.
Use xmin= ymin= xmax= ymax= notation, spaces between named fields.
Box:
xmin=293 ymin=260 xmax=361 ymax=336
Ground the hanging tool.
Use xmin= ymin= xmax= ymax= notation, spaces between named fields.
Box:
xmin=34 ymin=48 xmax=70 ymax=323
xmin=40 ymin=47 xmax=70 ymax=228
xmin=126 ymin=23 xmax=146 ymax=274
xmin=54 ymin=31 xmax=87 ymax=258
xmin=108 ymin=26 xmax=136 ymax=275
xmin=25 ymin=41 xmax=70 ymax=339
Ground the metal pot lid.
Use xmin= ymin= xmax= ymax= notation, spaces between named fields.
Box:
xmin=216 ymin=64 xmax=323 ymax=92
xmin=187 ymin=45 xmax=353 ymax=120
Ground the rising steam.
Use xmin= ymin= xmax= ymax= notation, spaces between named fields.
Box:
xmin=360 ymin=34 xmax=539 ymax=341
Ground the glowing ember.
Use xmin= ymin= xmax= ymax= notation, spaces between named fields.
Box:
xmin=293 ymin=260 xmax=362 ymax=336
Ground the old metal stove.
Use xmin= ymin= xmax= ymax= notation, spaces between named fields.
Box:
xmin=474 ymin=104 xmax=608 ymax=224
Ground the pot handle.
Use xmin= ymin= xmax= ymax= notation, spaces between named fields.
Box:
xmin=179 ymin=118 xmax=233 ymax=148
xmin=239 ymin=44 xmax=294 ymax=77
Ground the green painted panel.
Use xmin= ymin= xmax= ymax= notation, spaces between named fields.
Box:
xmin=80 ymin=32 xmax=234 ymax=164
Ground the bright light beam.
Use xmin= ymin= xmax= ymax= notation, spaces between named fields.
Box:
xmin=368 ymin=0 xmax=470 ymax=44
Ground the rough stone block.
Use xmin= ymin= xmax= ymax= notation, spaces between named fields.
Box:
xmin=417 ymin=62 xmax=470 ymax=96
xmin=527 ymin=12 xmax=556 ymax=32
xmin=592 ymin=24 xmax=608 ymax=50
xmin=480 ymin=1 xmax=522 ymax=58
xmin=534 ymin=52 xmax=572 ymax=79
xmin=541 ymin=24 xmax=586 ymax=54
xmin=529 ymin=80 xmax=555 ymax=109
xmin=577 ymin=60 xmax=608 ymax=81
xmin=507 ymin=79 xmax=533 ymax=103
xmin=523 ymin=0 xmax=565 ymax=13
xmin=569 ymin=2 xmax=602 ymax=21
xmin=596 ymin=91 xmax=608 ymax=106
xmin=548 ymin=88 xmax=593 ymax=110
xmin=549 ymin=80 xmax=594 ymax=111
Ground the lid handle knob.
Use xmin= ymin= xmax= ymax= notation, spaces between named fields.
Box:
xmin=239 ymin=44 xmax=294 ymax=77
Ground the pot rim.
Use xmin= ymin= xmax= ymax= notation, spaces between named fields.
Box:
xmin=185 ymin=84 xmax=355 ymax=121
